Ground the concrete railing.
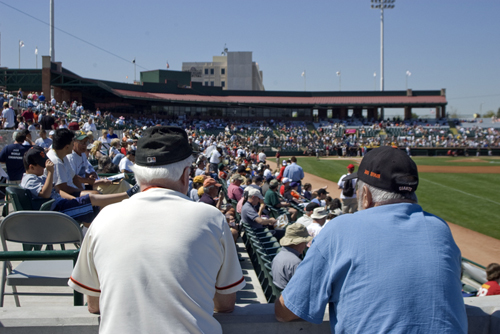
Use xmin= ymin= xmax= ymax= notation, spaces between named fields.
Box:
xmin=0 ymin=296 xmax=499 ymax=333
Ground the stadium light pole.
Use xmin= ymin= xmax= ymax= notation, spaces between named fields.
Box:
xmin=371 ymin=0 xmax=395 ymax=119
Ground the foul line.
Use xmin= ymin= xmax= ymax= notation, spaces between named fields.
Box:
xmin=419 ymin=177 xmax=500 ymax=206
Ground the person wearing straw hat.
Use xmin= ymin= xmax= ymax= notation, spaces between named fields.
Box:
xmin=275 ymin=146 xmax=467 ymax=333
xmin=271 ymin=224 xmax=312 ymax=290
xmin=307 ymin=207 xmax=328 ymax=239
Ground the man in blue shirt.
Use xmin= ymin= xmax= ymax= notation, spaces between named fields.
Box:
xmin=0 ymin=131 xmax=31 ymax=182
xmin=275 ymin=146 xmax=467 ymax=333
xmin=283 ymin=156 xmax=304 ymax=193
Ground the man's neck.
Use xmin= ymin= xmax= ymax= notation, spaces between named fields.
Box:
xmin=54 ymin=149 xmax=68 ymax=160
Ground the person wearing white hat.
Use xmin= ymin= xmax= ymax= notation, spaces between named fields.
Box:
xmin=307 ymin=207 xmax=329 ymax=238
xmin=271 ymin=223 xmax=312 ymax=290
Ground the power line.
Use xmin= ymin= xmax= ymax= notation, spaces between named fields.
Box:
xmin=0 ymin=1 xmax=149 ymax=70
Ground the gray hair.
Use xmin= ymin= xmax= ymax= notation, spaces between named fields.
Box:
xmin=132 ymin=155 xmax=194 ymax=186
xmin=357 ymin=180 xmax=417 ymax=209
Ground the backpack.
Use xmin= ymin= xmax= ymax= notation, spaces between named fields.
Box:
xmin=342 ymin=177 xmax=354 ymax=197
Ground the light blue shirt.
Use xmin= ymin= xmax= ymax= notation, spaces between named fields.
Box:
xmin=283 ymin=163 xmax=304 ymax=182
xmin=282 ymin=203 xmax=467 ymax=333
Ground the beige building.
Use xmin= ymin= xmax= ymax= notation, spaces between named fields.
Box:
xmin=182 ymin=51 xmax=264 ymax=91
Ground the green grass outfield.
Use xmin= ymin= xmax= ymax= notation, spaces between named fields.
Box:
xmin=297 ymin=156 xmax=500 ymax=240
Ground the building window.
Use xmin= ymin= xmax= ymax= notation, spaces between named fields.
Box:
xmin=204 ymin=81 xmax=208 ymax=86
xmin=210 ymin=81 xmax=214 ymax=86
xmin=204 ymin=69 xmax=208 ymax=75
xmin=210 ymin=68 xmax=214 ymax=75
xmin=221 ymin=68 xmax=225 ymax=75
xmin=221 ymin=81 xmax=225 ymax=88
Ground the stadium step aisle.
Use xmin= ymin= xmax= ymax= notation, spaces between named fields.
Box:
xmin=235 ymin=240 xmax=268 ymax=304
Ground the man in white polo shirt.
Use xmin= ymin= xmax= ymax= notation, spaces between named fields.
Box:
xmin=69 ymin=126 xmax=245 ymax=334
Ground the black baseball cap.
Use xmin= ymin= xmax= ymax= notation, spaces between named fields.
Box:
xmin=317 ymin=189 xmax=329 ymax=196
xmin=305 ymin=202 xmax=320 ymax=212
xmin=344 ymin=146 xmax=418 ymax=193
xmin=25 ymin=146 xmax=48 ymax=167
xmin=135 ymin=126 xmax=193 ymax=166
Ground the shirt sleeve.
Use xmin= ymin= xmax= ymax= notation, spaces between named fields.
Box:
xmin=68 ymin=225 xmax=101 ymax=297
xmin=281 ymin=241 xmax=332 ymax=324
xmin=215 ymin=219 xmax=246 ymax=294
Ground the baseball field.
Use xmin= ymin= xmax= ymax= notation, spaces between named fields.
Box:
xmin=297 ymin=156 xmax=500 ymax=241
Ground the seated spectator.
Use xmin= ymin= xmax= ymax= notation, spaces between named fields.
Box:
xmin=227 ymin=174 xmax=244 ymax=202
xmin=98 ymin=129 xmax=110 ymax=145
xmin=47 ymin=128 xmax=97 ymax=197
xmin=295 ymin=202 xmax=320 ymax=228
xmin=21 ymin=146 xmax=138 ymax=225
xmin=68 ymin=118 xmax=80 ymax=131
xmin=307 ymin=207 xmax=329 ymax=238
xmin=224 ymin=208 xmax=239 ymax=243
xmin=96 ymin=156 xmax=119 ymax=174
xmin=218 ymin=164 xmax=228 ymax=180
xmin=119 ymin=150 xmax=135 ymax=173
xmin=241 ymin=187 xmax=279 ymax=234
xmin=34 ymin=129 xmax=52 ymax=150
xmin=195 ymin=159 xmax=208 ymax=176
xmin=302 ymin=183 xmax=312 ymax=200
xmin=199 ymin=177 xmax=223 ymax=210
xmin=271 ymin=223 xmax=312 ymax=290
xmin=311 ymin=188 xmax=328 ymax=206
xmin=280 ymin=178 xmax=291 ymax=196
xmin=477 ymin=263 xmax=500 ymax=296
xmin=190 ymin=175 xmax=206 ymax=202
xmin=265 ymin=179 xmax=298 ymax=222
xmin=89 ymin=141 xmax=105 ymax=160
xmin=247 ymin=175 xmax=264 ymax=195
xmin=68 ymin=132 xmax=111 ymax=191
xmin=109 ymin=138 xmax=123 ymax=164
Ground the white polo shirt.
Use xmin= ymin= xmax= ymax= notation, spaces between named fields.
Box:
xmin=69 ymin=188 xmax=245 ymax=334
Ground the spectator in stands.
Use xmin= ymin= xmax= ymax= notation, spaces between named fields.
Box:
xmin=39 ymin=110 xmax=56 ymax=130
xmin=276 ymin=159 xmax=287 ymax=181
xmin=195 ymin=159 xmax=208 ymax=176
xmin=311 ymin=188 xmax=328 ymax=206
xmin=295 ymin=202 xmax=320 ymax=228
xmin=279 ymin=177 xmax=291 ymax=196
xmin=0 ymin=131 xmax=32 ymax=183
xmin=275 ymin=146 xmax=467 ymax=333
xmin=283 ymin=156 xmax=304 ymax=193
xmin=247 ymin=175 xmax=264 ymax=195
xmin=271 ymin=223 xmax=312 ymax=290
xmin=35 ymin=129 xmax=52 ymax=150
xmin=258 ymin=149 xmax=266 ymax=163
xmin=307 ymin=207 xmax=328 ymax=238
xmin=477 ymin=263 xmax=500 ymax=296
xmin=1 ymin=102 xmax=16 ymax=129
xmin=89 ymin=141 xmax=105 ymax=160
xmin=218 ymin=164 xmax=228 ymax=180
xmin=209 ymin=146 xmax=222 ymax=173
xmin=107 ymin=126 xmax=118 ymax=140
xmin=264 ymin=179 xmax=298 ymax=222
xmin=227 ymin=174 xmax=244 ymax=202
xmin=241 ymin=187 xmax=277 ymax=230
xmin=81 ymin=117 xmax=97 ymax=135
xmin=302 ymin=183 xmax=312 ymax=200
xmin=47 ymin=128 xmax=97 ymax=197
xmin=98 ymin=129 xmax=110 ymax=145
xmin=38 ymin=92 xmax=45 ymax=102
xmin=199 ymin=177 xmax=223 ymax=210
xmin=68 ymin=118 xmax=80 ymax=131
xmin=21 ymin=146 xmax=137 ymax=225
xmin=190 ymin=175 xmax=206 ymax=202
xmin=338 ymin=164 xmax=358 ymax=213
xmin=119 ymin=150 xmax=135 ymax=173
xmin=96 ymin=156 xmax=119 ymax=174
xmin=69 ymin=126 xmax=245 ymax=332
xmin=21 ymin=106 xmax=34 ymax=123
xmin=109 ymin=138 xmax=124 ymax=165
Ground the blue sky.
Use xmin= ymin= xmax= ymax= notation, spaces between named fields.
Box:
xmin=1 ymin=0 xmax=499 ymax=118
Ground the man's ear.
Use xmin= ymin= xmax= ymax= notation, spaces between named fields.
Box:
xmin=362 ymin=185 xmax=373 ymax=209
